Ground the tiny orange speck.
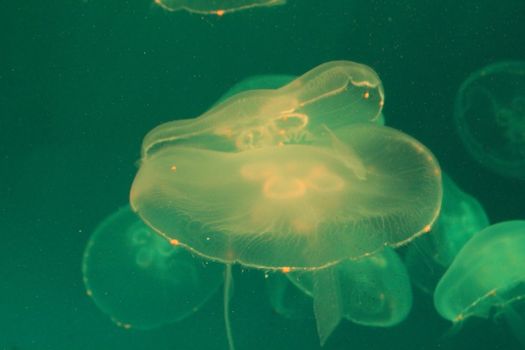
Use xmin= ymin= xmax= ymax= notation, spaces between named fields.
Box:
xmin=170 ymin=239 xmax=180 ymax=246
xmin=363 ymin=91 xmax=370 ymax=99
xmin=215 ymin=9 xmax=225 ymax=16
xmin=171 ymin=165 xmax=177 ymax=172
xmin=423 ymin=225 xmax=431 ymax=233
xmin=281 ymin=266 xmax=291 ymax=273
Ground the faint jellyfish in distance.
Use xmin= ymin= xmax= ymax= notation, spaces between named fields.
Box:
xmin=434 ymin=221 xmax=525 ymax=347
xmin=455 ymin=61 xmax=525 ymax=179
xmin=286 ymin=247 xmax=413 ymax=344
xmin=154 ymin=0 xmax=286 ymax=16
xmin=82 ymin=205 xmax=223 ymax=329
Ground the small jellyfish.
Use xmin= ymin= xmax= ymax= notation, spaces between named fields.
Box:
xmin=154 ymin=0 xmax=286 ymax=16
xmin=286 ymin=248 xmax=412 ymax=345
xmin=82 ymin=205 xmax=223 ymax=329
xmin=405 ymin=173 xmax=489 ymax=294
xmin=455 ymin=61 xmax=525 ymax=179
xmin=434 ymin=221 xmax=525 ymax=346
xmin=141 ymin=61 xmax=385 ymax=154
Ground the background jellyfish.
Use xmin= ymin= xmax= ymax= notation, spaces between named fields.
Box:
xmin=82 ymin=205 xmax=223 ymax=329
xmin=140 ymin=61 xmax=385 ymax=154
xmin=154 ymin=0 xmax=286 ymax=16
xmin=434 ymin=220 xmax=525 ymax=346
xmin=285 ymin=248 xmax=413 ymax=345
xmin=454 ymin=61 xmax=525 ymax=180
xmin=405 ymin=173 xmax=489 ymax=294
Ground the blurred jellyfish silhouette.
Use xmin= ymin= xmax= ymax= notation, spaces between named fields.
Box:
xmin=82 ymin=205 xmax=223 ymax=329
xmin=154 ymin=0 xmax=286 ymax=16
xmin=434 ymin=221 xmax=525 ymax=346
xmin=455 ymin=61 xmax=525 ymax=180
xmin=269 ymin=248 xmax=413 ymax=344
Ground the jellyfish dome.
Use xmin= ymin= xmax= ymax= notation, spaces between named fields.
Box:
xmin=434 ymin=220 xmax=525 ymax=323
xmin=82 ymin=205 xmax=223 ymax=329
xmin=130 ymin=61 xmax=442 ymax=271
xmin=154 ymin=0 xmax=286 ymax=15
xmin=454 ymin=61 xmax=525 ymax=180
xmin=287 ymin=248 xmax=413 ymax=344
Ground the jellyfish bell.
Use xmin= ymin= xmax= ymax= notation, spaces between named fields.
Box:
xmin=131 ymin=123 xmax=442 ymax=270
xmin=131 ymin=61 xmax=441 ymax=349
xmin=434 ymin=220 xmax=525 ymax=346
xmin=454 ymin=61 xmax=525 ymax=180
xmin=131 ymin=123 xmax=441 ymax=348
xmin=141 ymin=61 xmax=385 ymax=155
xmin=82 ymin=205 xmax=223 ymax=330
xmin=154 ymin=0 xmax=287 ymax=16
xmin=286 ymin=248 xmax=413 ymax=345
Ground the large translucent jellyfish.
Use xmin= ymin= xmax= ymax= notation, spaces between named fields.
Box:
xmin=130 ymin=61 xmax=442 ymax=348
xmin=286 ymin=248 xmax=413 ymax=345
xmin=154 ymin=0 xmax=286 ymax=16
xmin=454 ymin=61 xmax=525 ymax=179
xmin=131 ymin=123 xmax=441 ymax=269
xmin=140 ymin=61 xmax=385 ymax=154
xmin=434 ymin=221 xmax=525 ymax=346
xmin=405 ymin=173 xmax=489 ymax=294
xmin=82 ymin=205 xmax=223 ymax=329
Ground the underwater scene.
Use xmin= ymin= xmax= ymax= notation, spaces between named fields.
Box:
xmin=1 ymin=0 xmax=525 ymax=349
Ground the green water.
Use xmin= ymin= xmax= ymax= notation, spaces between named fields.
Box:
xmin=1 ymin=0 xmax=524 ymax=349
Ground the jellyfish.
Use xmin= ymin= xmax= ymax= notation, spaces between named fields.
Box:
xmin=154 ymin=0 xmax=286 ymax=16
xmin=130 ymin=60 xmax=442 ymax=347
xmin=140 ymin=61 xmax=385 ymax=154
xmin=283 ymin=248 xmax=412 ymax=344
xmin=405 ymin=173 xmax=489 ymax=294
xmin=131 ymin=123 xmax=441 ymax=270
xmin=434 ymin=221 xmax=525 ymax=346
xmin=214 ymin=73 xmax=386 ymax=126
xmin=82 ymin=205 xmax=223 ymax=329
xmin=454 ymin=61 xmax=525 ymax=180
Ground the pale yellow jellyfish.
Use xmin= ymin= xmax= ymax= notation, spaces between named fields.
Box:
xmin=130 ymin=61 xmax=441 ymax=348
xmin=131 ymin=122 xmax=441 ymax=269
xmin=154 ymin=0 xmax=286 ymax=16
xmin=141 ymin=61 xmax=385 ymax=155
